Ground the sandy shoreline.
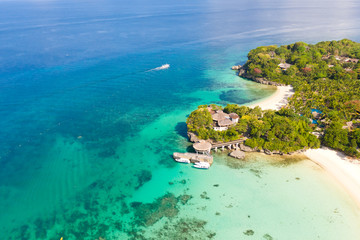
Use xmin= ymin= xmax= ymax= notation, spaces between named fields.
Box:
xmin=305 ymin=148 xmax=360 ymax=208
xmin=246 ymin=85 xmax=294 ymax=110
xmin=246 ymin=84 xmax=360 ymax=208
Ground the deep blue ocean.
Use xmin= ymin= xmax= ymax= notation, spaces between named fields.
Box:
xmin=1 ymin=0 xmax=360 ymax=239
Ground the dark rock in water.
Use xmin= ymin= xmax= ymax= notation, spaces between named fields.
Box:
xmin=180 ymin=179 xmax=187 ymax=184
xmin=244 ymin=229 xmax=254 ymax=236
xmin=135 ymin=170 xmax=152 ymax=190
xmin=98 ymin=148 xmax=116 ymax=158
xmin=250 ymin=168 xmax=262 ymax=178
xmin=213 ymin=184 xmax=219 ymax=187
xmin=151 ymin=217 xmax=216 ymax=239
xmin=133 ymin=193 xmax=180 ymax=226
xmin=229 ymin=150 xmax=245 ymax=159
xmin=200 ymin=191 xmax=210 ymax=200
xmin=263 ymin=234 xmax=274 ymax=240
xmin=131 ymin=201 xmax=142 ymax=208
xmin=179 ymin=194 xmax=192 ymax=205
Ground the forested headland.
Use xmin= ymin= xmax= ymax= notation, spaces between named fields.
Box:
xmin=187 ymin=39 xmax=360 ymax=157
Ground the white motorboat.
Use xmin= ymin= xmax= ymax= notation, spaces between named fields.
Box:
xmin=175 ymin=158 xmax=190 ymax=163
xmin=193 ymin=162 xmax=210 ymax=169
xmin=154 ymin=64 xmax=170 ymax=70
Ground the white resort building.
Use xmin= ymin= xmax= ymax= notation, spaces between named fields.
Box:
xmin=211 ymin=110 xmax=239 ymax=131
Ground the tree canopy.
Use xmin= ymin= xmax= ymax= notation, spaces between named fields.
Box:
xmin=241 ymin=39 xmax=360 ymax=157
xmin=186 ymin=105 xmax=320 ymax=154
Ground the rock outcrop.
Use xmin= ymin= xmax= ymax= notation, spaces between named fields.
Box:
xmin=229 ymin=150 xmax=245 ymax=159
xmin=236 ymin=66 xmax=286 ymax=86
xmin=231 ymin=65 xmax=242 ymax=70
xmin=187 ymin=132 xmax=200 ymax=143
xmin=239 ymin=143 xmax=255 ymax=152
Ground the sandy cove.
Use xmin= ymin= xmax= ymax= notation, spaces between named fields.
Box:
xmin=246 ymin=85 xmax=294 ymax=110
xmin=246 ymin=84 xmax=360 ymax=207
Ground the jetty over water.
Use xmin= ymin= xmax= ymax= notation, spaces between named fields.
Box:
xmin=211 ymin=139 xmax=246 ymax=151
xmin=173 ymin=138 xmax=246 ymax=167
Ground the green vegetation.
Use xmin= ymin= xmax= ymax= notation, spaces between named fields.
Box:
xmin=186 ymin=104 xmax=320 ymax=154
xmin=240 ymin=39 xmax=360 ymax=157
xmin=186 ymin=40 xmax=360 ymax=157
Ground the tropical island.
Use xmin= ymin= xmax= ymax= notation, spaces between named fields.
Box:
xmin=187 ymin=39 xmax=360 ymax=158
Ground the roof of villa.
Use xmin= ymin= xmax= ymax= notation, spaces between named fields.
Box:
xmin=212 ymin=110 xmax=229 ymax=121
xmin=193 ymin=140 xmax=212 ymax=151
xmin=229 ymin=113 xmax=239 ymax=119
xmin=218 ymin=118 xmax=234 ymax=127
xmin=278 ymin=63 xmax=292 ymax=69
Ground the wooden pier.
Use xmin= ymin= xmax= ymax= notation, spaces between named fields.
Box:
xmin=173 ymin=152 xmax=213 ymax=165
xmin=211 ymin=139 xmax=245 ymax=152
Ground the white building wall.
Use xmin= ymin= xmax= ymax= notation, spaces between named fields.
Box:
xmin=214 ymin=126 xmax=228 ymax=131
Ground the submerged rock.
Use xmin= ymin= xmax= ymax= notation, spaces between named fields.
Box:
xmin=150 ymin=217 xmax=216 ymax=240
xmin=132 ymin=193 xmax=193 ymax=227
xmin=135 ymin=170 xmax=152 ymax=190
xmin=244 ymin=229 xmax=255 ymax=236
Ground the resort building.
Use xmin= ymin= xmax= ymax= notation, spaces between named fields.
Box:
xmin=278 ymin=63 xmax=292 ymax=70
xmin=211 ymin=110 xmax=239 ymax=131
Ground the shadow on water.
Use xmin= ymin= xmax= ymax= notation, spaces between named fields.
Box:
xmin=186 ymin=145 xmax=196 ymax=153
xmin=175 ymin=122 xmax=188 ymax=139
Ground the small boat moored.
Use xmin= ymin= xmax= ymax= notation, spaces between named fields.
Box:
xmin=193 ymin=161 xmax=210 ymax=169
xmin=175 ymin=157 xmax=190 ymax=163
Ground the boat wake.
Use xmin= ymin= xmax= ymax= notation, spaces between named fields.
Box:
xmin=148 ymin=64 xmax=170 ymax=71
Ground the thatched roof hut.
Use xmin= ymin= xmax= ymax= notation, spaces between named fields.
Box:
xmin=218 ymin=118 xmax=233 ymax=127
xmin=212 ymin=110 xmax=229 ymax=121
xmin=193 ymin=140 xmax=212 ymax=153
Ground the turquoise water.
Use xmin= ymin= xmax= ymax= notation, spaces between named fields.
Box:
xmin=1 ymin=0 xmax=360 ymax=239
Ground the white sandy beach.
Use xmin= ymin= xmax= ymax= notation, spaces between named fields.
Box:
xmin=305 ymin=148 xmax=360 ymax=207
xmin=249 ymin=84 xmax=360 ymax=207
xmin=247 ymin=85 xmax=294 ymax=110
